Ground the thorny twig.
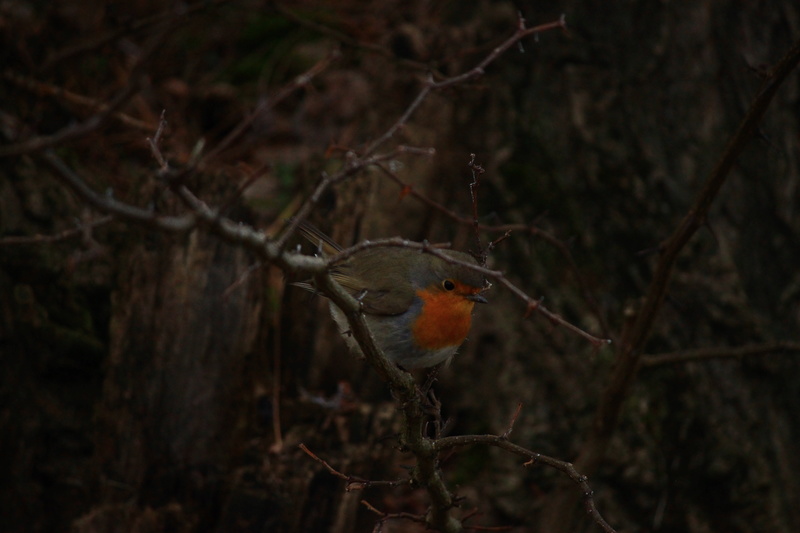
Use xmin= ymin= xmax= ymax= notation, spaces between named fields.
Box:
xmin=363 ymin=15 xmax=567 ymax=156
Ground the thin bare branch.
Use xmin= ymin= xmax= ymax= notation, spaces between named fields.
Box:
xmin=274 ymin=150 xmax=405 ymax=251
xmin=299 ymin=444 xmax=410 ymax=491
xmin=501 ymin=403 xmax=523 ymax=440
xmin=2 ymin=72 xmax=155 ymax=131
xmin=583 ymin=35 xmax=800 ymax=470
xmin=42 ymin=150 xmax=197 ymax=233
xmin=275 ymin=3 xmax=442 ymax=77
xmin=147 ymin=111 xmax=169 ymax=170
xmin=0 ymin=23 xmax=174 ymax=157
xmin=641 ymin=342 xmax=800 ymax=367
xmin=195 ymin=49 xmax=341 ymax=169
xmin=363 ymin=16 xmax=567 ymax=155
xmin=360 ymin=499 xmax=429 ymax=530
xmin=434 ymin=434 xmax=616 ymax=533
xmin=40 ymin=0 xmax=224 ymax=70
xmin=0 ymin=215 xmax=113 ymax=246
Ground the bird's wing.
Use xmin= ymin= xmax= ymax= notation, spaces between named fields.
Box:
xmin=330 ymin=271 xmax=414 ymax=316
xmin=331 ymin=248 xmax=416 ymax=315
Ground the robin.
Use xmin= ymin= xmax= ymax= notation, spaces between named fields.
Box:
xmin=296 ymin=221 xmax=489 ymax=369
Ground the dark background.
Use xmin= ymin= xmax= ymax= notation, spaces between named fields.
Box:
xmin=2 ymin=1 xmax=799 ymax=532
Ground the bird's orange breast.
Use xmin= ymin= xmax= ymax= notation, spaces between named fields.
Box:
xmin=411 ymin=288 xmax=476 ymax=350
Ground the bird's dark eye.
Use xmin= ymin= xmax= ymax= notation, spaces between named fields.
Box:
xmin=442 ymin=280 xmax=456 ymax=291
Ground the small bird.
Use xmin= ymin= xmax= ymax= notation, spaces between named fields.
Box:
xmin=296 ymin=221 xmax=488 ymax=369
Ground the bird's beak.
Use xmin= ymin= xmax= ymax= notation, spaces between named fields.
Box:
xmin=467 ymin=292 xmax=488 ymax=304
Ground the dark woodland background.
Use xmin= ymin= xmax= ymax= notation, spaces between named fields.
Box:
xmin=2 ymin=1 xmax=800 ymax=532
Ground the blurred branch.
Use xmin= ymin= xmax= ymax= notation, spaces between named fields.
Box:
xmin=2 ymin=72 xmax=155 ymax=131
xmin=0 ymin=215 xmax=113 ymax=246
xmin=195 ymin=49 xmax=341 ymax=169
xmin=641 ymin=342 xmax=800 ymax=367
xmin=0 ymin=23 xmax=173 ymax=158
xmin=40 ymin=0 xmax=224 ymax=71
xmin=539 ymin=36 xmax=800 ymax=533
xmin=0 ymin=85 xmax=139 ymax=157
xmin=275 ymin=3 xmax=443 ymax=77
xmin=360 ymin=499 xmax=430 ymax=530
